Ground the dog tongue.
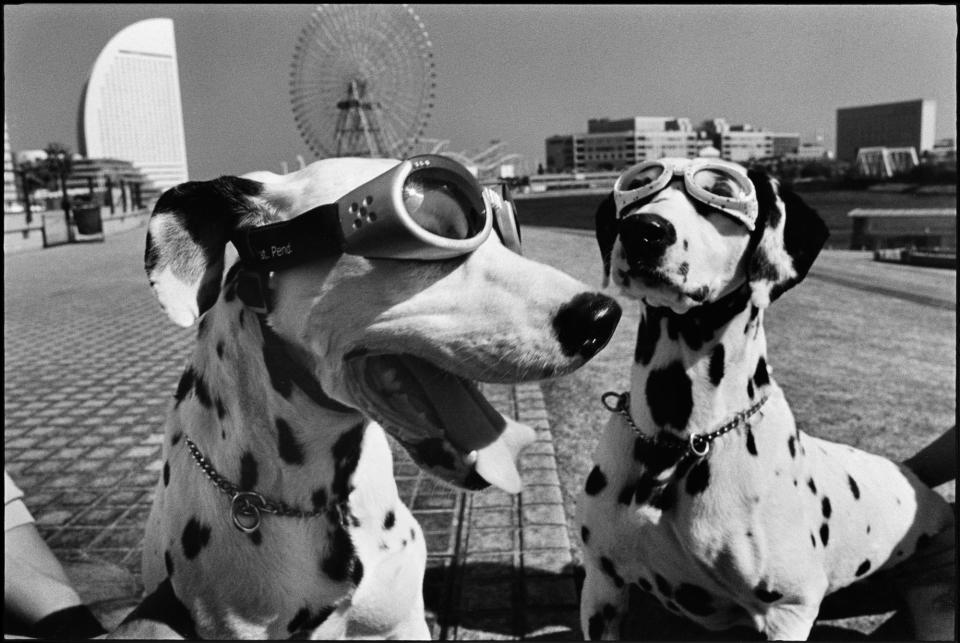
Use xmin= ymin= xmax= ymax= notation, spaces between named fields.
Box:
xmin=400 ymin=356 xmax=535 ymax=494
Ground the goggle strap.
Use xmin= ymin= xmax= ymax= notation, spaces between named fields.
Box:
xmin=232 ymin=204 xmax=345 ymax=271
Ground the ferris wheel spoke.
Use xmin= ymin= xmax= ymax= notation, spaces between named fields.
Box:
xmin=291 ymin=4 xmax=435 ymax=159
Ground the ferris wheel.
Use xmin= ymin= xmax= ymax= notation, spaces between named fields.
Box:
xmin=290 ymin=4 xmax=437 ymax=160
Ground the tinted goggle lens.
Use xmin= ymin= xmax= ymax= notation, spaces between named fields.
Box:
xmin=689 ymin=167 xmax=751 ymax=200
xmin=402 ymin=171 xmax=485 ymax=240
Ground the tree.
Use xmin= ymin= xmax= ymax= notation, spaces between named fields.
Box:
xmin=41 ymin=143 xmax=76 ymax=239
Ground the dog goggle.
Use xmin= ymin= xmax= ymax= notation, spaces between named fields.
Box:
xmin=613 ymin=157 xmax=758 ymax=231
xmin=234 ymin=155 xmax=522 ymax=271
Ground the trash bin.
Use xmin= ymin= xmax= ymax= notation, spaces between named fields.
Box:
xmin=73 ymin=205 xmax=104 ymax=236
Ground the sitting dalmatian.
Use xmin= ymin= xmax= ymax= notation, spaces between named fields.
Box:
xmin=110 ymin=156 xmax=621 ymax=639
xmin=577 ymin=157 xmax=954 ymax=640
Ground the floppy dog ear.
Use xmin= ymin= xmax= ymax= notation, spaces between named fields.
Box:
xmin=144 ymin=176 xmax=270 ymax=327
xmin=746 ymin=171 xmax=829 ymax=308
xmin=595 ymin=192 xmax=618 ymax=288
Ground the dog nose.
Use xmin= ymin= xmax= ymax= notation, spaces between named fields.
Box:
xmin=553 ymin=293 xmax=622 ymax=359
xmin=619 ymin=213 xmax=677 ymax=262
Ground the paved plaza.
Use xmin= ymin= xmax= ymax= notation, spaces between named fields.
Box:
xmin=4 ymin=227 xmax=580 ymax=639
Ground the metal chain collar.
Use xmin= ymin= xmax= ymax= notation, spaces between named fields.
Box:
xmin=184 ymin=437 xmax=327 ymax=533
xmin=601 ymin=391 xmax=769 ymax=458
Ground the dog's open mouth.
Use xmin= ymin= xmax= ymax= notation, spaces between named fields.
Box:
xmin=344 ymin=352 xmax=535 ymax=493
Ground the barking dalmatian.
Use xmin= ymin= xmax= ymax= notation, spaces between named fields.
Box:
xmin=110 ymin=157 xmax=621 ymax=639
xmin=577 ymin=158 xmax=954 ymax=640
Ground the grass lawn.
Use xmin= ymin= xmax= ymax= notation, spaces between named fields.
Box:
xmin=518 ymin=225 xmax=956 ymax=637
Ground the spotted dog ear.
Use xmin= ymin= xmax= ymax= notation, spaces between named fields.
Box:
xmin=746 ymin=170 xmax=829 ymax=308
xmin=595 ymin=192 xmax=618 ymax=288
xmin=144 ymin=176 xmax=268 ymax=326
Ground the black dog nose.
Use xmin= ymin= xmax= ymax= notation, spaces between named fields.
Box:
xmin=553 ymin=293 xmax=622 ymax=359
xmin=619 ymin=213 xmax=677 ymax=262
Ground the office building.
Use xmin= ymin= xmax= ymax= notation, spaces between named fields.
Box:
xmin=78 ymin=18 xmax=188 ymax=193
xmin=546 ymin=116 xmax=798 ymax=172
xmin=835 ymin=99 xmax=936 ymax=163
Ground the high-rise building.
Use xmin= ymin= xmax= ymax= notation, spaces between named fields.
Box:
xmin=78 ymin=18 xmax=188 ymax=193
xmin=835 ymin=99 xmax=936 ymax=163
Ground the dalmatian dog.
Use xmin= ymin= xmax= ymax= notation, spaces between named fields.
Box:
xmin=577 ymin=157 xmax=954 ymax=640
xmin=109 ymin=157 xmax=621 ymax=639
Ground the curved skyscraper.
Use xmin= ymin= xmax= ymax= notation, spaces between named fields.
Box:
xmin=78 ymin=18 xmax=188 ymax=193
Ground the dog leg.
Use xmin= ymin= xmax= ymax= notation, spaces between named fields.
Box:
xmin=580 ymin=562 xmax=629 ymax=640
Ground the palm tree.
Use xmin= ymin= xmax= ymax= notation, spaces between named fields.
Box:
xmin=41 ymin=142 xmax=75 ymax=239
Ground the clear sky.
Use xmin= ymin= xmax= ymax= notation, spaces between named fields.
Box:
xmin=4 ymin=4 xmax=956 ymax=180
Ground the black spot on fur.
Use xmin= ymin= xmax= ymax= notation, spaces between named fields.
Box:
xmin=916 ymin=533 xmax=932 ymax=550
xmin=216 ymin=340 xmax=224 ymax=359
xmin=182 ymin=517 xmax=211 ymax=560
xmin=163 ymin=461 xmax=170 ymax=486
xmin=321 ymin=526 xmax=362 ymax=584
xmin=663 ymin=284 xmax=751 ymax=351
xmin=164 ymin=550 xmax=174 ymax=576
xmin=685 ymin=460 xmax=710 ymax=496
xmin=649 ymin=480 xmax=678 ymax=512
xmin=822 ymin=497 xmax=832 ymax=519
xmin=588 ymin=612 xmax=604 ymax=640
xmin=585 ymin=466 xmax=607 ymax=495
xmin=747 ymin=378 xmax=755 ymax=399
xmin=807 ymin=478 xmax=817 ymax=495
xmin=248 ymin=531 xmax=262 ymax=546
xmin=239 ymin=451 xmax=258 ymax=491
xmin=633 ymin=438 xmax=685 ymax=473
xmin=258 ymin=317 xmax=353 ymax=412
xmin=192 ymin=372 xmax=212 ymax=408
xmin=215 ymin=398 xmax=226 ymax=419
xmin=753 ymin=357 xmax=770 ymax=388
xmin=171 ymin=431 xmax=182 ymax=446
xmin=600 ymin=556 xmax=625 ymax=587
xmin=708 ymin=344 xmax=725 ymax=386
xmin=117 ymin=577 xmax=198 ymax=639
xmin=238 ymin=308 xmax=245 ymax=327
xmin=310 ymin=488 xmax=326 ymax=513
xmin=855 ymin=560 xmax=871 ymax=577
xmin=655 ymin=573 xmax=673 ymax=597
xmin=866 ymin=525 xmax=871 ymax=534
xmin=288 ymin=608 xmax=311 ymax=634
xmin=331 ymin=423 xmax=365 ymax=500
xmin=811 ymin=533 xmax=817 ymax=547
xmin=755 ymin=586 xmax=783 ymax=603
xmin=788 ymin=435 xmax=796 ymax=458
xmin=383 ymin=510 xmax=396 ymax=530
xmin=617 ymin=482 xmax=635 ymax=505
xmin=646 ymin=361 xmax=693 ymax=430
xmin=276 ymin=417 xmax=305 ymax=466
xmin=581 ymin=525 xmax=590 ymax=545
xmin=638 ymin=577 xmax=653 ymax=593
xmin=746 ymin=427 xmax=758 ymax=456
xmin=412 ymin=437 xmax=457 ymax=472
xmin=634 ymin=312 xmax=661 ymax=366
xmin=633 ymin=476 xmax=655 ymax=505
xmin=174 ymin=368 xmax=195 ymax=405
xmin=675 ymin=583 xmax=715 ymax=616
xmin=848 ymin=475 xmax=860 ymax=499
xmin=820 ymin=523 xmax=830 ymax=547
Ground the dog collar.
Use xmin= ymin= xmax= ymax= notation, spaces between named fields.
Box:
xmin=602 ymin=391 xmax=768 ymax=457
xmin=184 ymin=436 xmax=331 ymax=534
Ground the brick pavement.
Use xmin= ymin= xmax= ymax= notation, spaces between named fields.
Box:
xmin=4 ymin=229 xmax=580 ymax=640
